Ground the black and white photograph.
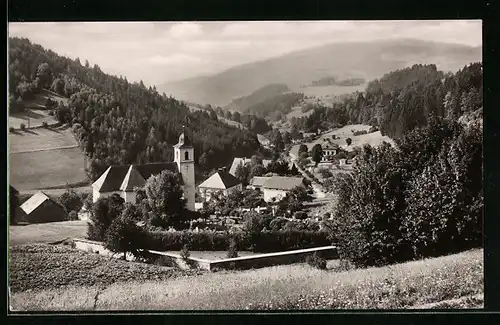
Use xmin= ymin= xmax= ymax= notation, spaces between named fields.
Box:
xmin=7 ymin=20 xmax=483 ymax=311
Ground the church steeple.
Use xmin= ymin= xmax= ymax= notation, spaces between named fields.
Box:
xmin=175 ymin=125 xmax=193 ymax=149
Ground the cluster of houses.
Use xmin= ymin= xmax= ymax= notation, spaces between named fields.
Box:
xmin=12 ymin=130 xmax=307 ymax=224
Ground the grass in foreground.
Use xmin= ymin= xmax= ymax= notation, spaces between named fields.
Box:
xmin=9 ymin=244 xmax=200 ymax=294
xmin=10 ymin=248 xmax=483 ymax=311
xmin=9 ymin=220 xmax=88 ymax=246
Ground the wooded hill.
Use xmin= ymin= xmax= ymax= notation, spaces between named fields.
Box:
xmin=290 ymin=63 xmax=483 ymax=139
xmin=8 ymin=37 xmax=262 ymax=182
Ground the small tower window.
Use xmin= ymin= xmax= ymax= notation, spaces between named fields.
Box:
xmin=185 ymin=151 xmax=189 ymax=160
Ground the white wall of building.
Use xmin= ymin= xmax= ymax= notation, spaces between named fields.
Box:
xmin=174 ymin=147 xmax=196 ymax=211
xmin=263 ymin=188 xmax=288 ymax=202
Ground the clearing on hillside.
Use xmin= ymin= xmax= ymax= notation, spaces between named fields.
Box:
xmin=9 ymin=125 xmax=88 ymax=191
xmin=9 ymin=126 xmax=78 ymax=153
xmin=290 ymin=124 xmax=395 ymax=157
xmin=290 ymin=84 xmax=365 ymax=98
xmin=9 ymin=89 xmax=68 ymax=129
xmin=10 ymin=148 xmax=88 ymax=191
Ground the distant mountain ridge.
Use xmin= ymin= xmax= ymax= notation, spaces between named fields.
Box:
xmin=159 ymin=39 xmax=481 ymax=107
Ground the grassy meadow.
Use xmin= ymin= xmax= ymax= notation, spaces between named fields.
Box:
xmin=9 ymin=220 xmax=88 ymax=246
xmin=9 ymin=245 xmax=483 ymax=311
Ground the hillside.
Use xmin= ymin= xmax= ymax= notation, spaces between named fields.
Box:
xmin=225 ymin=83 xmax=290 ymax=111
xmin=8 ymin=37 xmax=262 ymax=181
xmin=159 ymin=39 xmax=481 ymax=106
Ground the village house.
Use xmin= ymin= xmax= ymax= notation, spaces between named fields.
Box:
xmin=261 ymin=176 xmax=306 ymax=203
xmin=229 ymin=157 xmax=272 ymax=176
xmin=247 ymin=176 xmax=272 ymax=190
xmin=91 ymin=130 xmax=196 ymax=211
xmin=17 ymin=191 xmax=68 ymax=224
xmin=321 ymin=141 xmax=340 ymax=162
xmin=198 ymin=168 xmax=242 ymax=201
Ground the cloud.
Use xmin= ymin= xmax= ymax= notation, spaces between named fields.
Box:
xmin=8 ymin=21 xmax=481 ymax=86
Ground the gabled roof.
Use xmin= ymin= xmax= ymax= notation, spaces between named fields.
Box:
xmin=229 ymin=157 xmax=272 ymax=176
xmin=262 ymin=176 xmax=304 ymax=191
xmin=120 ymin=165 xmax=146 ymax=191
xmin=198 ymin=171 xmax=241 ymax=190
xmin=92 ymin=162 xmax=178 ymax=193
xmin=249 ymin=177 xmax=272 ymax=187
xmin=20 ymin=191 xmax=63 ymax=215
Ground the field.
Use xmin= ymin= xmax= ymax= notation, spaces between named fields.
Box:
xmin=9 ymin=245 xmax=483 ymax=310
xmin=290 ymin=124 xmax=395 ymax=157
xmin=9 ymin=126 xmax=78 ymax=153
xmin=9 ymin=244 xmax=200 ymax=295
xmin=9 ymin=220 xmax=88 ymax=246
xmin=10 ymin=147 xmax=88 ymax=191
xmin=9 ymin=125 xmax=88 ymax=191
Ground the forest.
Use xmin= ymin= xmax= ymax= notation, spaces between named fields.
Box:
xmin=290 ymin=63 xmax=483 ymax=139
xmin=8 ymin=37 xmax=262 ymax=181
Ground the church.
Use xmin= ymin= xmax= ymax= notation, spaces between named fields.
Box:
xmin=91 ymin=130 xmax=196 ymax=211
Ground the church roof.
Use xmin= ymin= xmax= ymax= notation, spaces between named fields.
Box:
xmin=198 ymin=171 xmax=241 ymax=190
xmin=229 ymin=157 xmax=272 ymax=176
xmin=93 ymin=162 xmax=178 ymax=193
xmin=174 ymin=131 xmax=193 ymax=149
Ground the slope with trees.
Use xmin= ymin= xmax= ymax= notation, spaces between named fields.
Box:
xmin=8 ymin=37 xmax=262 ymax=182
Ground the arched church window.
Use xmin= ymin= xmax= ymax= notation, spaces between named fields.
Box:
xmin=185 ymin=151 xmax=189 ymax=160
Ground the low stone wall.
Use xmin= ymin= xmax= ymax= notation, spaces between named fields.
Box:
xmin=72 ymin=238 xmax=337 ymax=271
xmin=209 ymin=246 xmax=337 ymax=271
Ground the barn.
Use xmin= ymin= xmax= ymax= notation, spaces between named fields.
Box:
xmin=17 ymin=191 xmax=68 ymax=224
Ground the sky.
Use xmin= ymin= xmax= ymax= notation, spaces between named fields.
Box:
xmin=8 ymin=21 xmax=482 ymax=87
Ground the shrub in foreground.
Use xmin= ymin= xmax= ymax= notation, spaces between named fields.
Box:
xmin=305 ymin=252 xmax=327 ymax=270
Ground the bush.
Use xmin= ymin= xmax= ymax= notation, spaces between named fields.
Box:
xmin=293 ymin=211 xmax=308 ymax=220
xmin=353 ymin=130 xmax=368 ymax=136
xmin=20 ymin=123 xmax=26 ymax=130
xmin=9 ymin=127 xmax=15 ymax=133
xmin=305 ymin=252 xmax=327 ymax=270
xmin=140 ymin=229 xmax=331 ymax=253
xmin=48 ymin=110 xmax=55 ymax=116
xmin=42 ymin=121 xmax=49 ymax=128
xmin=87 ymin=194 xmax=125 ymax=241
xmin=68 ymin=210 xmax=78 ymax=220
xmin=180 ymin=244 xmax=191 ymax=260
xmin=104 ymin=208 xmax=146 ymax=261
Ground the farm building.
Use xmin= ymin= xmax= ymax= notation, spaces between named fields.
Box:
xmin=16 ymin=191 xmax=68 ymax=224
xmin=91 ymin=130 xmax=196 ymax=210
xmin=198 ymin=169 xmax=243 ymax=201
xmin=248 ymin=176 xmax=272 ymax=190
xmin=229 ymin=157 xmax=272 ymax=176
xmin=261 ymin=176 xmax=306 ymax=203
xmin=321 ymin=142 xmax=341 ymax=162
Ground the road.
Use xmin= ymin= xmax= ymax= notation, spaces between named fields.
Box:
xmin=288 ymin=152 xmax=326 ymax=199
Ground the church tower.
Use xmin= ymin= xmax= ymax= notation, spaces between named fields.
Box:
xmin=173 ymin=127 xmax=195 ymax=211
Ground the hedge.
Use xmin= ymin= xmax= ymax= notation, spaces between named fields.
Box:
xmin=140 ymin=230 xmax=332 ymax=253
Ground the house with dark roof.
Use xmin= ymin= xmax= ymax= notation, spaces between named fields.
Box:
xmin=261 ymin=176 xmax=305 ymax=203
xmin=91 ymin=130 xmax=196 ymax=210
xmin=229 ymin=157 xmax=272 ymax=176
xmin=248 ymin=176 xmax=272 ymax=190
xmin=17 ymin=191 xmax=68 ymax=224
xmin=198 ymin=168 xmax=242 ymax=201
